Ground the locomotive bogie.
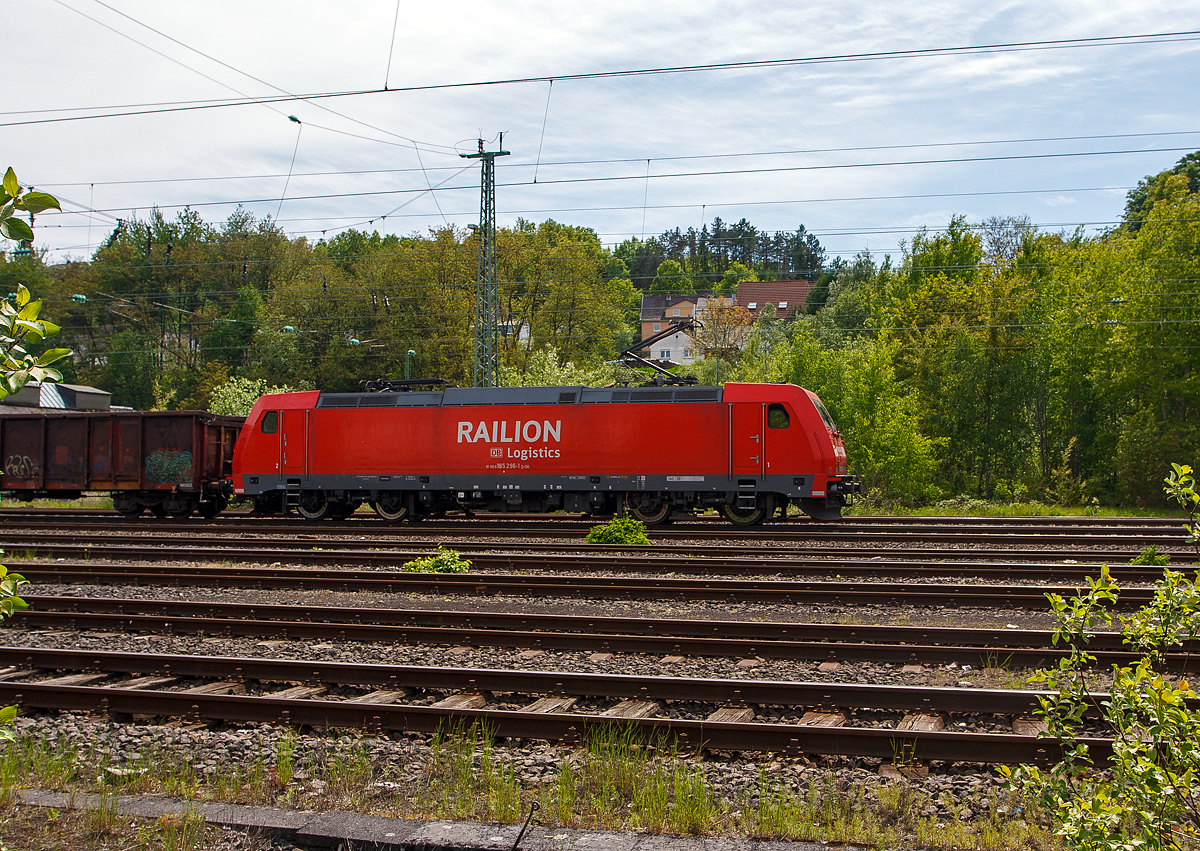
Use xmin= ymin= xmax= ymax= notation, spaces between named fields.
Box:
xmin=231 ymin=382 xmax=860 ymax=525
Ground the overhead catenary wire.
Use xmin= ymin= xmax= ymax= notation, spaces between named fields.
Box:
xmin=30 ymin=129 xmax=1200 ymax=189
xmin=30 ymin=143 xmax=1199 ymax=221
xmin=59 ymin=0 xmax=460 ymax=155
xmin=6 ymin=29 xmax=1200 ymax=128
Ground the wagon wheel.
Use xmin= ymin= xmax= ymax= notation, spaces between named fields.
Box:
xmin=296 ymin=491 xmax=331 ymax=521
xmin=116 ymin=505 xmax=144 ymax=519
xmin=625 ymin=494 xmax=672 ymax=526
xmin=372 ymin=494 xmax=409 ymax=522
xmin=721 ymin=495 xmax=772 ymax=527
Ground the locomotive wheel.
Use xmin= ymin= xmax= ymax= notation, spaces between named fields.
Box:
xmin=625 ymin=494 xmax=671 ymax=526
xmin=721 ymin=495 xmax=772 ymax=527
xmin=372 ymin=494 xmax=409 ymax=522
xmin=296 ymin=491 xmax=332 ymax=521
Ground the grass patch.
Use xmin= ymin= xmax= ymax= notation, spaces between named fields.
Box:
xmin=1129 ymin=545 xmax=1171 ymax=566
xmin=402 ymin=544 xmax=471 ymax=574
xmin=585 ymin=517 xmax=651 ymax=545
xmin=846 ymin=497 xmax=1187 ymax=518
xmin=0 ymin=719 xmax=1058 ymax=850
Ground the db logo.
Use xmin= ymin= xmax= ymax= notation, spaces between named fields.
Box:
xmin=490 ymin=448 xmax=503 ymax=458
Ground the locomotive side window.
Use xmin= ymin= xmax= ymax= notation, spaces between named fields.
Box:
xmin=767 ymin=403 xmax=790 ymax=429
xmin=260 ymin=411 xmax=279 ymax=434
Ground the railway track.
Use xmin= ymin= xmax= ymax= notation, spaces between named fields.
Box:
xmin=0 ymin=506 xmax=1184 ymax=528
xmin=1 ymin=532 xmax=1191 ymax=570
xmin=0 ymin=647 xmax=1111 ymax=764
xmin=0 ymin=512 xmax=1190 ymax=549
xmin=13 ymin=561 xmax=1160 ymax=609
xmin=17 ymin=594 xmax=1192 ymax=671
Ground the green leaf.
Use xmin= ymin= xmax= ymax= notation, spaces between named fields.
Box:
xmin=15 ymin=285 xmax=30 ymax=307
xmin=30 ymin=367 xmax=62 ymax=383
xmin=18 ymin=298 xmax=42 ymax=321
xmin=38 ymin=320 xmax=59 ymax=337
xmin=14 ymin=191 xmax=60 ymax=214
xmin=0 ymin=201 xmax=13 ymax=221
xmin=2 ymin=168 xmax=19 ymax=199
xmin=13 ymin=320 xmax=44 ymax=342
xmin=0 ymin=705 xmax=16 ymax=724
xmin=1 ymin=216 xmax=33 ymax=242
xmin=36 ymin=348 xmax=70 ymax=367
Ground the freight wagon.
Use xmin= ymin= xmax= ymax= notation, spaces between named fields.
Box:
xmin=0 ymin=411 xmax=243 ymax=518
xmin=232 ymin=382 xmax=859 ymax=525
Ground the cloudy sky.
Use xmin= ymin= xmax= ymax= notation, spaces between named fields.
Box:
xmin=8 ymin=0 xmax=1200 ymax=263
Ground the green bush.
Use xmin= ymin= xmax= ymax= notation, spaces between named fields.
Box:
xmin=585 ymin=517 xmax=651 ymax=545
xmin=1128 ymin=545 xmax=1171 ymax=566
xmin=402 ymin=545 xmax=471 ymax=574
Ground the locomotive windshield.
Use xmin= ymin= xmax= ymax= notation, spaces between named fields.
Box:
xmin=812 ymin=397 xmax=838 ymax=433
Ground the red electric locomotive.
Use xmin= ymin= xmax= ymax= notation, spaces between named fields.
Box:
xmin=230 ymin=382 xmax=859 ymax=525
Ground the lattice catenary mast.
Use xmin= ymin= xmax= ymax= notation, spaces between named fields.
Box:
xmin=461 ymin=135 xmax=510 ymax=387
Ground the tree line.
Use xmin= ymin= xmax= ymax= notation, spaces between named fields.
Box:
xmin=2 ymin=152 xmax=1196 ymax=508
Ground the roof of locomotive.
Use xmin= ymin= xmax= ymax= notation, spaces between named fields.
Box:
xmin=313 ymin=384 xmax=727 ymax=409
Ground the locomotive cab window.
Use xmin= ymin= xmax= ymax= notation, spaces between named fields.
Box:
xmin=260 ymin=411 xmax=279 ymax=434
xmin=767 ymin=403 xmax=790 ymax=429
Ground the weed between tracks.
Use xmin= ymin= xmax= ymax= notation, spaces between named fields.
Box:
xmin=0 ymin=719 xmax=1055 ymax=850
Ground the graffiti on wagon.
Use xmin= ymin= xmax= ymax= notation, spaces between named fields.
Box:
xmin=4 ymin=455 xmax=37 ymax=479
xmin=145 ymin=449 xmax=193 ymax=485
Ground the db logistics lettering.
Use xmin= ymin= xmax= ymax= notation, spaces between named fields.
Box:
xmin=456 ymin=420 xmax=561 ymax=444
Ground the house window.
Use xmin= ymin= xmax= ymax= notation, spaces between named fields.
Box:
xmin=778 ymin=301 xmax=788 ymax=310
xmin=684 ymin=349 xmax=692 ymax=358
xmin=653 ymin=323 xmax=661 ymax=332
xmin=747 ymin=302 xmax=757 ymax=310
xmin=672 ymin=308 xmax=680 ymax=316
xmin=660 ymin=350 xmax=671 ymax=359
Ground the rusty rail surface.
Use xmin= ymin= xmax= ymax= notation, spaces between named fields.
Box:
xmin=14 ymin=561 xmax=1159 ymax=609
xmin=0 ymin=647 xmax=1111 ymax=764
xmin=18 ymin=595 xmax=1194 ymax=670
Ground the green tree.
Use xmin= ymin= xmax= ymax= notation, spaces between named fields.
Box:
xmin=649 ymin=259 xmax=692 ymax=295
xmin=1122 ymin=150 xmax=1199 ymax=233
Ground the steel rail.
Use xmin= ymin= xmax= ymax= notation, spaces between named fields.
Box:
xmin=1 ymin=537 xmax=1179 ymax=570
xmin=18 ymin=598 xmax=1192 ymax=670
xmin=0 ymin=522 xmax=1184 ymax=549
xmin=14 ymin=561 xmax=1159 ymax=609
xmin=18 ymin=594 xmax=1141 ymax=650
xmin=0 ymin=647 xmax=1111 ymax=764
xmin=0 ymin=647 xmax=1098 ymax=717
xmin=9 ymin=545 xmax=1183 ymax=581
xmin=0 ymin=682 xmax=1090 ymax=764
xmin=0 ymin=506 xmax=1186 ymax=530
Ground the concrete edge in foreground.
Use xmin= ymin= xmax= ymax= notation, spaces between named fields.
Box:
xmin=18 ymin=788 xmax=855 ymax=850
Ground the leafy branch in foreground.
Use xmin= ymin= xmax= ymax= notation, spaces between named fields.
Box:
xmin=0 ymin=559 xmax=30 ymax=745
xmin=1 ymin=167 xmax=60 ymax=244
xmin=0 ymin=283 xmax=72 ymax=400
xmin=1002 ymin=464 xmax=1200 ymax=850
xmin=1165 ymin=463 xmax=1200 ymax=558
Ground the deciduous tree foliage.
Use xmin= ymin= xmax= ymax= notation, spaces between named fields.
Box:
xmin=13 ymin=152 xmax=1199 ymax=507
